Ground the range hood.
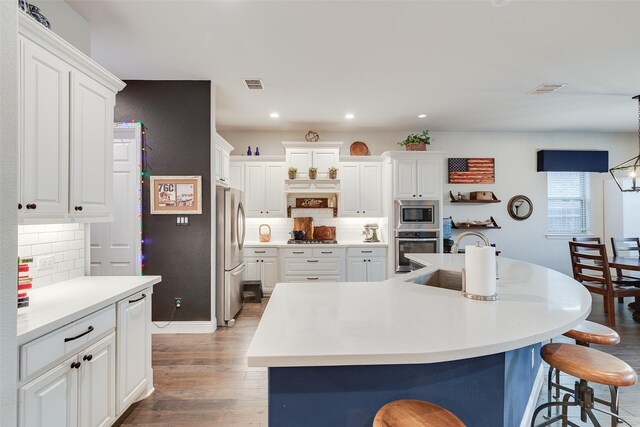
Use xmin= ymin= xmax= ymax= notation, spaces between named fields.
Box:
xmin=286 ymin=192 xmax=339 ymax=218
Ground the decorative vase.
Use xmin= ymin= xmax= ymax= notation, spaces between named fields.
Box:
xmin=329 ymin=170 xmax=337 ymax=179
xmin=288 ymin=171 xmax=296 ymax=179
xmin=309 ymin=170 xmax=317 ymax=180
xmin=405 ymin=143 xmax=427 ymax=151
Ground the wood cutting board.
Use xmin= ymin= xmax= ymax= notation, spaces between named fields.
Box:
xmin=293 ymin=217 xmax=313 ymax=240
xmin=313 ymin=226 xmax=336 ymax=240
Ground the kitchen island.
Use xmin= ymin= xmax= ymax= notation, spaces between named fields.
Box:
xmin=247 ymin=254 xmax=591 ymax=427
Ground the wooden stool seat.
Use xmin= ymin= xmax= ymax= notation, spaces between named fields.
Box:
xmin=373 ymin=399 xmax=465 ymax=427
xmin=563 ymin=320 xmax=620 ymax=346
xmin=542 ymin=343 xmax=637 ymax=387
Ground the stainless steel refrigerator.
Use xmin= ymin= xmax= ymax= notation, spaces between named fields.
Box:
xmin=216 ymin=186 xmax=246 ymax=326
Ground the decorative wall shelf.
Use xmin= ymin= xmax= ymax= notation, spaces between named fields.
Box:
xmin=287 ymin=206 xmax=338 ymax=218
xmin=449 ymin=191 xmax=500 ymax=203
xmin=450 ymin=216 xmax=501 ymax=229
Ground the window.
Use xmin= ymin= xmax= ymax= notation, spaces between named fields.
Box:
xmin=547 ymin=172 xmax=591 ymax=235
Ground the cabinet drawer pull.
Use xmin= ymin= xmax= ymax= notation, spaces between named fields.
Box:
xmin=307 ymin=277 xmax=319 ymax=280
xmin=74 ymin=206 xmax=83 ymax=211
xmin=128 ymin=293 xmax=146 ymax=303
xmin=26 ymin=203 xmax=37 ymax=209
xmin=70 ymin=361 xmax=81 ymax=369
xmin=64 ymin=326 xmax=94 ymax=342
xmin=254 ymin=251 xmax=266 ymax=254
xmin=293 ymin=251 xmax=304 ymax=254
xmin=220 ymin=178 xmax=226 ymax=181
xmin=83 ymin=354 xmax=93 ymax=362
xmin=307 ymin=259 xmax=319 ymax=263
xmin=361 ymin=250 xmax=373 ymax=253
xmin=321 ymin=251 xmax=333 ymax=254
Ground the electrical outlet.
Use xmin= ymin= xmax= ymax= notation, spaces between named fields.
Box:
xmin=174 ymin=297 xmax=182 ymax=308
xmin=37 ymin=255 xmax=55 ymax=270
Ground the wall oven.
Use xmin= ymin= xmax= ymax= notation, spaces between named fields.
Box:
xmin=395 ymin=200 xmax=439 ymax=230
xmin=395 ymin=230 xmax=439 ymax=273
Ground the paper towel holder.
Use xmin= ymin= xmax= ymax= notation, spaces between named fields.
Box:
xmin=461 ymin=267 xmax=498 ymax=301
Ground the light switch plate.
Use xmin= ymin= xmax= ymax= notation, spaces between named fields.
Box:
xmin=38 ymin=255 xmax=55 ymax=270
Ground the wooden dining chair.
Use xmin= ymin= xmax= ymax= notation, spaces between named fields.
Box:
xmin=610 ymin=238 xmax=640 ymax=305
xmin=569 ymin=241 xmax=640 ymax=327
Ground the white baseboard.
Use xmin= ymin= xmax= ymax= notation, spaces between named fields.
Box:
xmin=520 ymin=364 xmax=545 ymax=427
xmin=151 ymin=321 xmax=216 ymax=334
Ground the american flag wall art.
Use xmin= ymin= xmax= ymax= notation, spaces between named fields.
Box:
xmin=448 ymin=158 xmax=495 ymax=184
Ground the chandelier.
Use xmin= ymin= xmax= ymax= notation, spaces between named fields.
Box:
xmin=610 ymin=95 xmax=640 ymax=192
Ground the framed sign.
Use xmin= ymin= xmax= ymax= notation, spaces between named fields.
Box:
xmin=150 ymin=176 xmax=202 ymax=214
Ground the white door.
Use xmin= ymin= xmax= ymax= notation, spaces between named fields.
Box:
xmin=417 ymin=158 xmax=440 ymax=199
xmin=214 ymin=144 xmax=222 ymax=182
xmin=19 ymin=37 xmax=70 ymax=218
xmin=19 ymin=356 xmax=78 ymax=427
xmin=228 ymin=163 xmax=244 ymax=191
xmin=116 ymin=291 xmax=149 ymax=415
xmin=244 ymin=258 xmax=262 ymax=282
xmin=313 ymin=149 xmax=339 ymax=178
xmin=69 ymin=70 xmax=115 ymax=218
xmin=264 ymin=163 xmax=285 ymax=216
xmin=394 ymin=159 xmax=417 ymax=199
xmin=367 ymin=258 xmax=387 ymax=282
xmin=221 ymin=150 xmax=230 ymax=183
xmin=287 ymin=149 xmax=313 ymax=178
xmin=79 ymin=334 xmax=116 ymax=427
xmin=244 ymin=163 xmax=266 ymax=217
xmin=339 ymin=163 xmax=360 ymax=216
xmin=347 ymin=258 xmax=367 ymax=282
xmin=360 ymin=163 xmax=382 ymax=216
xmin=90 ymin=123 xmax=141 ymax=276
xmin=261 ymin=258 xmax=279 ymax=294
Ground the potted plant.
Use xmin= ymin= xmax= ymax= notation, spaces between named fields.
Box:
xmin=398 ymin=130 xmax=431 ymax=151
xmin=288 ymin=167 xmax=297 ymax=179
xmin=328 ymin=167 xmax=338 ymax=179
xmin=308 ymin=167 xmax=318 ymax=180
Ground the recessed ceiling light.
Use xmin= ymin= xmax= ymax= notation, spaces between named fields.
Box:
xmin=418 ymin=114 xmax=427 ymax=119
xmin=345 ymin=113 xmax=355 ymax=119
xmin=270 ymin=112 xmax=280 ymax=118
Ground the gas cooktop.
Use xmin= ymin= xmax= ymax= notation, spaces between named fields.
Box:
xmin=287 ymin=239 xmax=338 ymax=244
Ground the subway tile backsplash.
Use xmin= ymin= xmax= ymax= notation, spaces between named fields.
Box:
xmin=18 ymin=223 xmax=86 ymax=289
xmin=246 ymin=217 xmax=387 ymax=243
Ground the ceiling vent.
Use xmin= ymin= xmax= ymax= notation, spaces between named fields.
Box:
xmin=244 ymin=79 xmax=264 ymax=90
xmin=528 ymin=83 xmax=567 ymax=95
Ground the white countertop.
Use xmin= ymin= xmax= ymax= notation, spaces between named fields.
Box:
xmin=244 ymin=241 xmax=388 ymax=248
xmin=247 ymin=254 xmax=591 ymax=367
xmin=17 ymin=275 xmax=161 ymax=345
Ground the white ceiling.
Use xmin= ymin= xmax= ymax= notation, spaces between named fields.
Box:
xmin=67 ymin=0 xmax=640 ymax=133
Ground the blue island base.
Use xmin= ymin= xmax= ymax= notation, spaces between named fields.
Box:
xmin=268 ymin=344 xmax=542 ymax=427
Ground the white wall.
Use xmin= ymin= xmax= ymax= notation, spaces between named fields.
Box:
xmin=32 ymin=0 xmax=91 ymax=55
xmin=0 ymin=1 xmax=18 ymax=424
xmin=221 ymin=130 xmax=637 ymax=274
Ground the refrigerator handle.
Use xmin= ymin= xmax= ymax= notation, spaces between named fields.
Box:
xmin=237 ymin=201 xmax=246 ymax=251
xmin=231 ymin=264 xmax=247 ymax=276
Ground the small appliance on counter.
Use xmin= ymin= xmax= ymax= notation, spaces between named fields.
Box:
xmin=362 ymin=223 xmax=380 ymax=243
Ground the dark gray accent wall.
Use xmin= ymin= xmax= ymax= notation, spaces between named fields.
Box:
xmin=115 ymin=81 xmax=211 ymax=321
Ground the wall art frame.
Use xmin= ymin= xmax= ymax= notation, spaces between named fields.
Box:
xmin=150 ymin=175 xmax=202 ymax=214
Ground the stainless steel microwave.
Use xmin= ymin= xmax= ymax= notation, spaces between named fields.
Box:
xmin=394 ymin=199 xmax=439 ymax=230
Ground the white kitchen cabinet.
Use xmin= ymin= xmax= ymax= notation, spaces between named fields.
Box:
xmin=116 ymin=290 xmax=151 ymax=415
xmin=19 ymin=355 xmax=78 ymax=427
xmin=281 ymin=248 xmax=345 ymax=282
xmin=69 ymin=71 xmax=115 ymax=219
xmin=228 ymin=162 xmax=244 ymax=191
xmin=215 ymin=134 xmax=233 ymax=186
xmin=244 ymin=162 xmax=285 ymax=217
xmin=283 ymin=142 xmax=342 ymax=179
xmin=19 ymin=38 xmax=70 ymax=219
xmin=19 ymin=333 xmax=116 ymax=427
xmin=346 ymin=247 xmax=387 ymax=282
xmin=339 ymin=162 xmax=382 ymax=217
xmin=244 ymin=247 xmax=279 ymax=295
xmin=17 ymin=13 xmax=125 ymax=223
xmin=393 ymin=157 xmax=442 ymax=200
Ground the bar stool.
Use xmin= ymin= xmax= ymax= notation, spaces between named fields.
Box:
xmin=546 ymin=321 xmax=621 ymax=419
xmin=373 ymin=399 xmax=465 ymax=427
xmin=532 ymin=343 xmax=637 ymax=427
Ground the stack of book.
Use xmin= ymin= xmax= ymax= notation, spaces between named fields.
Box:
xmin=18 ymin=257 xmax=33 ymax=308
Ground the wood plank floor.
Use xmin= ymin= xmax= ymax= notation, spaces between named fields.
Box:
xmin=116 ymin=296 xmax=640 ymax=427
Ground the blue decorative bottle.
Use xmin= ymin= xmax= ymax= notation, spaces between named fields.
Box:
xmin=255 ymin=147 xmax=260 ymax=156
xmin=247 ymin=146 xmax=252 ymax=156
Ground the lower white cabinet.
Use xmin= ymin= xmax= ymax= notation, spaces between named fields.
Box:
xmin=19 ymin=333 xmax=116 ymax=427
xmin=346 ymin=248 xmax=387 ymax=282
xmin=281 ymin=248 xmax=345 ymax=282
xmin=244 ymin=247 xmax=279 ymax=295
xmin=116 ymin=290 xmax=151 ymax=415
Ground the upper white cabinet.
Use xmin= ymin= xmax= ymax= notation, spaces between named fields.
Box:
xmin=340 ymin=162 xmax=382 ymax=217
xmin=244 ymin=162 xmax=286 ymax=217
xmin=215 ymin=134 xmax=233 ymax=186
xmin=18 ymin=13 xmax=125 ymax=223
xmin=392 ymin=156 xmax=442 ymax=200
xmin=283 ymin=141 xmax=342 ymax=179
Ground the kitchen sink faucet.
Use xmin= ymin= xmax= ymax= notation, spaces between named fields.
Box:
xmin=450 ymin=231 xmax=490 ymax=254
